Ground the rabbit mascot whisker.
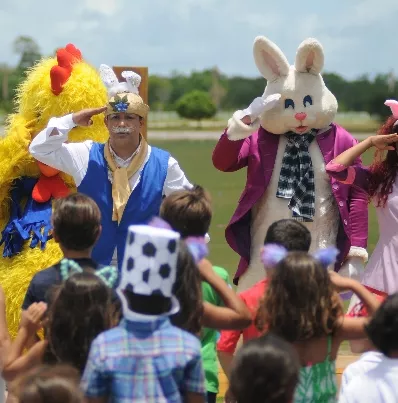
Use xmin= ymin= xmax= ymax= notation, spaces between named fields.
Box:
xmin=212 ymin=36 xmax=369 ymax=292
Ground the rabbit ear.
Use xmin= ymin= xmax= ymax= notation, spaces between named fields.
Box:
xmin=385 ymin=100 xmax=398 ymax=119
xmin=121 ymin=71 xmax=141 ymax=95
xmin=253 ymin=36 xmax=290 ymax=81
xmin=295 ymin=38 xmax=324 ymax=75
xmin=99 ymin=64 xmax=119 ymax=89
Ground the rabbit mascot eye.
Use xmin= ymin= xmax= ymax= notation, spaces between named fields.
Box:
xmin=212 ymin=36 xmax=368 ymax=292
xmin=0 ymin=44 xmax=108 ymax=337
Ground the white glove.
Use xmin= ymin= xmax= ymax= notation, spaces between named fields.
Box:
xmin=242 ymin=94 xmax=281 ymax=120
xmin=339 ymin=256 xmax=365 ymax=281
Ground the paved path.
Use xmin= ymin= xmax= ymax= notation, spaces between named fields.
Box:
xmin=0 ymin=126 xmax=371 ymax=140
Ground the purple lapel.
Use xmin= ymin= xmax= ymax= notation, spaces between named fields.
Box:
xmin=315 ymin=125 xmax=335 ymax=164
xmin=258 ymin=127 xmax=281 ymax=183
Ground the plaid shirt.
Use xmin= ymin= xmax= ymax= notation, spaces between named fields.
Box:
xmin=81 ymin=318 xmax=205 ymax=403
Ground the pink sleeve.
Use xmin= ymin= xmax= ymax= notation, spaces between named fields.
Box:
xmin=212 ymin=131 xmax=251 ymax=172
xmin=326 ymin=160 xmax=356 ymax=185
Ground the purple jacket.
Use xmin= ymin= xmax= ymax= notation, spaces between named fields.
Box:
xmin=212 ymin=123 xmax=369 ymax=284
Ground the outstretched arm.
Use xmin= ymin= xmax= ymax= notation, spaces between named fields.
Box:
xmin=212 ymin=134 xmax=251 ymax=172
xmin=212 ymin=94 xmax=281 ymax=172
xmin=326 ymin=134 xmax=398 ymax=190
xmin=330 ymin=272 xmax=382 ymax=340
xmin=199 ymin=260 xmax=251 ymax=330
xmin=2 ymin=302 xmax=47 ymax=381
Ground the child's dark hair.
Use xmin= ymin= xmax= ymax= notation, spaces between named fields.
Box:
xmin=170 ymin=240 xmax=203 ymax=335
xmin=52 ymin=193 xmax=101 ymax=251
xmin=366 ymin=293 xmax=398 ymax=357
xmin=160 ymin=185 xmax=212 ymax=237
xmin=264 ymin=219 xmax=311 ymax=252
xmin=229 ymin=333 xmax=300 ymax=403
xmin=45 ymin=272 xmax=114 ymax=374
xmin=11 ymin=364 xmax=83 ymax=403
xmin=256 ymin=252 xmax=343 ymax=341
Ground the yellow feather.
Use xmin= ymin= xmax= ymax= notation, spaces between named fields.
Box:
xmin=0 ymin=48 xmax=109 ymax=338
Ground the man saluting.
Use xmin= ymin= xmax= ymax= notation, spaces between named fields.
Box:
xmin=29 ymin=65 xmax=192 ymax=268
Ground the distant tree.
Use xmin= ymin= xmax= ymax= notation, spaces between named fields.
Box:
xmin=176 ymin=90 xmax=216 ymax=125
xmin=209 ymin=67 xmax=227 ymax=109
xmin=148 ymin=75 xmax=172 ymax=110
xmin=221 ymin=76 xmax=265 ymax=110
xmin=13 ymin=36 xmax=41 ymax=70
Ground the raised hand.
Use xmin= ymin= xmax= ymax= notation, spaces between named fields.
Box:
xmin=370 ymin=133 xmax=398 ymax=151
xmin=241 ymin=93 xmax=281 ymax=124
xmin=20 ymin=302 xmax=47 ymax=335
xmin=72 ymin=106 xmax=107 ymax=127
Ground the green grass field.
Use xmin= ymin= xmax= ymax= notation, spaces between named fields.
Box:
xmin=151 ymin=139 xmax=378 ymax=277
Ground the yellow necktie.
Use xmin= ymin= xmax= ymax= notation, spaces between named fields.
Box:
xmin=104 ymin=138 xmax=148 ymax=223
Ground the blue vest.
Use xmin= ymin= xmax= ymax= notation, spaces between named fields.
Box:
xmin=78 ymin=143 xmax=169 ymax=268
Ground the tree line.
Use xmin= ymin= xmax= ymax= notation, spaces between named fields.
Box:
xmin=1 ymin=36 xmax=397 ymax=121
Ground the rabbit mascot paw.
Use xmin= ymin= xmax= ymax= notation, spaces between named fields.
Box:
xmin=212 ymin=36 xmax=369 ymax=291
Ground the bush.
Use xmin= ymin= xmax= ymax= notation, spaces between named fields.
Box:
xmin=175 ymin=90 xmax=216 ymax=123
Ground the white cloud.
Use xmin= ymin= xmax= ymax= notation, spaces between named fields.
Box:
xmin=82 ymin=0 xmax=121 ymax=16
xmin=0 ymin=0 xmax=397 ymax=80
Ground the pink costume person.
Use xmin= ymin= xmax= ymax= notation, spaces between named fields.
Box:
xmin=326 ymin=100 xmax=398 ymax=297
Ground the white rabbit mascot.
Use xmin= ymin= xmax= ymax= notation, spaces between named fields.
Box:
xmin=212 ymin=36 xmax=369 ymax=291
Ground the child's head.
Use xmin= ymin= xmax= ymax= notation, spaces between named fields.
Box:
xmin=46 ymin=271 xmax=114 ymax=373
xmin=170 ymin=240 xmax=203 ymax=335
xmin=52 ymin=193 xmax=101 ymax=252
xmin=229 ymin=333 xmax=300 ymax=403
xmin=11 ymin=364 xmax=83 ymax=403
xmin=264 ymin=219 xmax=311 ymax=252
xmin=160 ymin=185 xmax=212 ymax=238
xmin=118 ymin=225 xmax=181 ymax=320
xmin=366 ymin=293 xmax=398 ymax=357
xmin=256 ymin=251 xmax=343 ymax=341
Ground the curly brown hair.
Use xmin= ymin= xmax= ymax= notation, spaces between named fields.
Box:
xmin=368 ymin=116 xmax=398 ymax=207
xmin=255 ymin=252 xmax=343 ymax=342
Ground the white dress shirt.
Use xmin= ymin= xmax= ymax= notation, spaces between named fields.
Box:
xmin=339 ymin=351 xmax=384 ymax=397
xmin=338 ymin=355 xmax=398 ymax=403
xmin=29 ymin=114 xmax=192 ymax=194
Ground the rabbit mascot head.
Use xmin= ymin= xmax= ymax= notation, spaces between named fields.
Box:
xmin=254 ymin=36 xmax=337 ymax=135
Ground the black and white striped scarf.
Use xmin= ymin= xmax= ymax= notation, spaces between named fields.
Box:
xmin=276 ymin=130 xmax=316 ymax=222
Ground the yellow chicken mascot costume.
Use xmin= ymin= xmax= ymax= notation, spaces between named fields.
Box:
xmin=0 ymin=43 xmax=108 ymax=337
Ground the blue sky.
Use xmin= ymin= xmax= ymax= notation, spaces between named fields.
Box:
xmin=0 ymin=0 xmax=396 ymax=79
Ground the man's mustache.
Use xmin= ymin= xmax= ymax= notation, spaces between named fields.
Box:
xmin=112 ymin=127 xmax=132 ymax=134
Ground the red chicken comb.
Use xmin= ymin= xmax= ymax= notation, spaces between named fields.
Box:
xmin=50 ymin=44 xmax=83 ymax=95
